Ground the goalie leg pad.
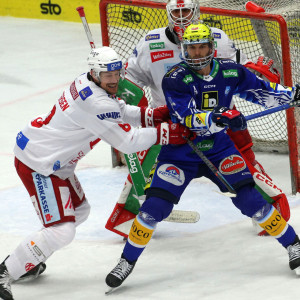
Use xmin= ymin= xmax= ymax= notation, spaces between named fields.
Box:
xmin=272 ymin=193 xmax=290 ymax=221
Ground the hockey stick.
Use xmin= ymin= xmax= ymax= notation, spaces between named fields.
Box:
xmin=245 ymin=100 xmax=300 ymax=121
xmin=185 ymin=138 xmax=237 ymax=197
xmin=76 ymin=6 xmax=199 ymax=225
xmin=76 ymin=7 xmax=96 ymax=49
xmin=184 ymin=100 xmax=300 ymax=197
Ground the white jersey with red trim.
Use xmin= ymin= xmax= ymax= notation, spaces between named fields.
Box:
xmin=14 ymin=73 xmax=157 ymax=179
xmin=125 ymin=26 xmax=249 ymax=108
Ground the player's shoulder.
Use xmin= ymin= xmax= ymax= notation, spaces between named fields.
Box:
xmin=144 ymin=27 xmax=167 ymax=42
xmin=216 ymin=59 xmax=245 ymax=78
xmin=164 ymin=62 xmax=188 ymax=78
xmin=217 ymin=58 xmax=241 ymax=68
xmin=162 ymin=62 xmax=193 ymax=88
xmin=210 ymin=27 xmax=229 ymax=41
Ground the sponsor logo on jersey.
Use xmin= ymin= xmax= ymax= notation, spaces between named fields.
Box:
xmin=165 ymin=65 xmax=180 ymax=78
xmin=16 ymin=131 xmax=29 ymax=150
xmin=195 ymin=140 xmax=214 ymax=152
xmin=145 ymin=34 xmax=160 ymax=41
xmin=96 ymin=112 xmax=121 ymax=120
xmin=149 ymin=42 xmax=165 ymax=50
xmin=204 ymin=84 xmax=216 ymax=88
xmin=79 ymin=86 xmax=93 ymax=101
xmin=219 ymin=155 xmax=246 ymax=175
xmin=68 ymin=150 xmax=85 ymax=165
xmin=220 ymin=60 xmax=234 ymax=64
xmin=133 ymin=47 xmax=138 ymax=57
xmin=222 ymin=69 xmax=238 ymax=78
xmin=183 ymin=74 xmax=194 ymax=84
xmin=213 ymin=32 xmax=221 ymax=39
xmin=32 ymin=173 xmax=60 ymax=225
xmin=202 ymin=91 xmax=218 ymax=110
xmin=58 ymin=92 xmax=69 ymax=111
xmin=53 ymin=160 xmax=61 ymax=171
xmin=157 ymin=164 xmax=185 ymax=186
xmin=70 ymin=81 xmax=79 ymax=100
xmin=150 ymin=50 xmax=174 ymax=63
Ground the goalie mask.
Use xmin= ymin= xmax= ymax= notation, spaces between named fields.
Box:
xmin=181 ymin=23 xmax=215 ymax=70
xmin=166 ymin=0 xmax=200 ymax=43
xmin=87 ymin=46 xmax=123 ymax=81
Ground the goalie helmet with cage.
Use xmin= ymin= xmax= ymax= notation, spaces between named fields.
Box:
xmin=166 ymin=0 xmax=200 ymax=42
xmin=87 ymin=46 xmax=123 ymax=81
xmin=181 ymin=23 xmax=215 ymax=70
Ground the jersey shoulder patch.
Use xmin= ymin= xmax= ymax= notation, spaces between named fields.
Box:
xmin=79 ymin=86 xmax=93 ymax=101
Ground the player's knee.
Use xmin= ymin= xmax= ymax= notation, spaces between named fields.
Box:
xmin=41 ymin=222 xmax=76 ymax=251
xmin=140 ymin=196 xmax=174 ymax=223
xmin=232 ymin=183 xmax=267 ymax=217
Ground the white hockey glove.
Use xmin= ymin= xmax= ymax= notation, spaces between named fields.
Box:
xmin=140 ymin=105 xmax=170 ymax=127
xmin=244 ymin=56 xmax=281 ymax=83
xmin=156 ymin=121 xmax=195 ymax=145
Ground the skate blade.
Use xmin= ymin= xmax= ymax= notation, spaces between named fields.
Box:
xmin=294 ymin=266 xmax=300 ymax=276
xmin=105 ymin=286 xmax=119 ymax=295
xmin=214 ymin=190 xmax=237 ymax=198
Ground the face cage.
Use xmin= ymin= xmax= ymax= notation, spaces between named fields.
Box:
xmin=167 ymin=3 xmax=199 ymax=32
xmin=181 ymin=42 xmax=215 ymax=70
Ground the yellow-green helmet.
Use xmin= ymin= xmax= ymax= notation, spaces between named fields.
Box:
xmin=181 ymin=23 xmax=215 ymax=70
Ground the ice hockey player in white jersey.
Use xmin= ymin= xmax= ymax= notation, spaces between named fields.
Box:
xmin=0 ymin=46 xmax=191 ymax=300
xmin=106 ymin=0 xmax=290 ymax=238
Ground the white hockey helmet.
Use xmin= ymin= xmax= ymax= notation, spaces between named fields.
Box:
xmin=166 ymin=0 xmax=200 ymax=41
xmin=181 ymin=23 xmax=215 ymax=70
xmin=87 ymin=46 xmax=123 ymax=80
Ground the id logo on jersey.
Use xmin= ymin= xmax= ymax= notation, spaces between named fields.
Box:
xmin=79 ymin=87 xmax=93 ymax=101
xmin=201 ymin=91 xmax=218 ymax=110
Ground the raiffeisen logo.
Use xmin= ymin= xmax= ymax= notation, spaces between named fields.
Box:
xmin=150 ymin=50 xmax=174 ymax=63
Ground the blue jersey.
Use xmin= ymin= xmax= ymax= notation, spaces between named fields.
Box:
xmin=159 ymin=59 xmax=294 ymax=163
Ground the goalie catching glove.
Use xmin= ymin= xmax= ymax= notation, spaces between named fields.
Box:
xmin=156 ymin=120 xmax=195 ymax=145
xmin=245 ymin=56 xmax=281 ymax=83
xmin=141 ymin=105 xmax=170 ymax=127
xmin=211 ymin=106 xmax=247 ymax=132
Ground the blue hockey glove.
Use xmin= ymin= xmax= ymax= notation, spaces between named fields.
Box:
xmin=211 ymin=106 xmax=247 ymax=132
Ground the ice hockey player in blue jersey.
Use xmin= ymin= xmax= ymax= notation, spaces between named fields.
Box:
xmin=105 ymin=23 xmax=300 ymax=291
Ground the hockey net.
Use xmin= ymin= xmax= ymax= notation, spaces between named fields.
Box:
xmin=99 ymin=0 xmax=300 ymax=192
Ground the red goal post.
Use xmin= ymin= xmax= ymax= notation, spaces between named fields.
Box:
xmin=99 ymin=0 xmax=300 ymax=194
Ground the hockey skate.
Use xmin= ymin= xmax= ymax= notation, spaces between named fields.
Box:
xmin=105 ymin=256 xmax=136 ymax=293
xmin=287 ymin=235 xmax=300 ymax=275
xmin=16 ymin=262 xmax=46 ymax=282
xmin=0 ymin=263 xmax=13 ymax=300
xmin=1 ymin=257 xmax=46 ymax=283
